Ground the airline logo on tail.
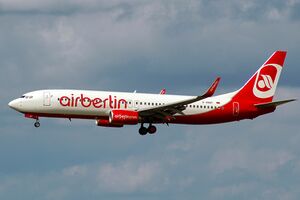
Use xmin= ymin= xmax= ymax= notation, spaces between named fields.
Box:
xmin=253 ymin=64 xmax=282 ymax=98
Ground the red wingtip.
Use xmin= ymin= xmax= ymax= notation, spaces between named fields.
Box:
xmin=160 ymin=88 xmax=166 ymax=95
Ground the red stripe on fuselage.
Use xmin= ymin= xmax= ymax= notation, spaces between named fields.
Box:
xmin=22 ymin=102 xmax=275 ymax=125
xmin=171 ymin=103 xmax=275 ymax=124
xmin=23 ymin=112 xmax=108 ymax=120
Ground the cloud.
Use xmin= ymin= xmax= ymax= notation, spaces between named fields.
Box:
xmin=0 ymin=0 xmax=298 ymax=22
xmin=210 ymin=182 xmax=256 ymax=199
xmin=62 ymin=165 xmax=87 ymax=177
xmin=1 ymin=0 xmax=299 ymax=97
xmin=97 ymin=159 xmax=163 ymax=193
xmin=209 ymin=148 xmax=294 ymax=178
xmin=1 ymin=114 xmax=300 ymax=200
xmin=0 ymin=158 xmax=166 ymax=199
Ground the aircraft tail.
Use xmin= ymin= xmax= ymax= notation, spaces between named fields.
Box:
xmin=233 ymin=51 xmax=287 ymax=104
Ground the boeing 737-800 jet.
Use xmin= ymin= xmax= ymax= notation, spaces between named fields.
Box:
xmin=8 ymin=51 xmax=295 ymax=135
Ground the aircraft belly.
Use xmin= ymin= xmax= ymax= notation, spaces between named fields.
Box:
xmin=37 ymin=104 xmax=108 ymax=118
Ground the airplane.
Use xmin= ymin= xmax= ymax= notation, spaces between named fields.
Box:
xmin=8 ymin=51 xmax=296 ymax=135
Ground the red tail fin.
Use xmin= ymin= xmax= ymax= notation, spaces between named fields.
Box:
xmin=234 ymin=51 xmax=287 ymax=103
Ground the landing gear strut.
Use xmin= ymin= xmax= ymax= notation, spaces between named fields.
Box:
xmin=138 ymin=123 xmax=157 ymax=135
xmin=34 ymin=119 xmax=40 ymax=128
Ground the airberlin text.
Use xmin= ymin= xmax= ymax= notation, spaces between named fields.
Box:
xmin=59 ymin=94 xmax=127 ymax=109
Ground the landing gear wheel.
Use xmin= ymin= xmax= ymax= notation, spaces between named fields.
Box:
xmin=34 ymin=121 xmax=40 ymax=128
xmin=148 ymin=125 xmax=157 ymax=134
xmin=139 ymin=127 xmax=148 ymax=135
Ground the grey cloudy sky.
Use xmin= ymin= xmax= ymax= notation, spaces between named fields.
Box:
xmin=0 ymin=0 xmax=300 ymax=199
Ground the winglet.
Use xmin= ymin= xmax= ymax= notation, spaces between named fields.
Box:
xmin=202 ymin=77 xmax=221 ymax=98
xmin=159 ymin=88 xmax=166 ymax=95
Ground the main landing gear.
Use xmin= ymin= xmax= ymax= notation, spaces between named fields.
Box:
xmin=139 ymin=123 xmax=157 ymax=135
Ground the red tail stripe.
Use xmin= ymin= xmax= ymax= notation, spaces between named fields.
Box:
xmin=264 ymin=51 xmax=287 ymax=66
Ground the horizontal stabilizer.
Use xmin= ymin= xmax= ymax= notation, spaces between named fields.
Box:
xmin=254 ymin=99 xmax=296 ymax=109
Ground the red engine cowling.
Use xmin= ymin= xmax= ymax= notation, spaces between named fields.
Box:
xmin=96 ymin=119 xmax=124 ymax=127
xmin=109 ymin=110 xmax=139 ymax=125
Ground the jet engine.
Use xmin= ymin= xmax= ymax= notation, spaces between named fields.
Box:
xmin=109 ymin=110 xmax=139 ymax=125
xmin=96 ymin=119 xmax=123 ymax=127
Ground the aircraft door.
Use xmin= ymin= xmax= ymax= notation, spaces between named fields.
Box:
xmin=43 ymin=92 xmax=51 ymax=106
xmin=233 ymin=102 xmax=239 ymax=116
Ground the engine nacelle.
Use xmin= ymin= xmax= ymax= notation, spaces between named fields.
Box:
xmin=109 ymin=110 xmax=139 ymax=125
xmin=96 ymin=119 xmax=124 ymax=127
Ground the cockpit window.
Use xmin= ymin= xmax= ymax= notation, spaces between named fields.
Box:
xmin=20 ymin=95 xmax=33 ymax=99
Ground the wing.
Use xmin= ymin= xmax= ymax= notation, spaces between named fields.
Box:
xmin=139 ymin=77 xmax=221 ymax=122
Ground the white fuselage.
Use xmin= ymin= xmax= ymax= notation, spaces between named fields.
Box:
xmin=9 ymin=89 xmax=234 ymax=119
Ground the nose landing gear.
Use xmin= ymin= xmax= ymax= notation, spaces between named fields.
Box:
xmin=34 ymin=120 xmax=40 ymax=128
xmin=138 ymin=123 xmax=157 ymax=135
xmin=24 ymin=114 xmax=40 ymax=128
